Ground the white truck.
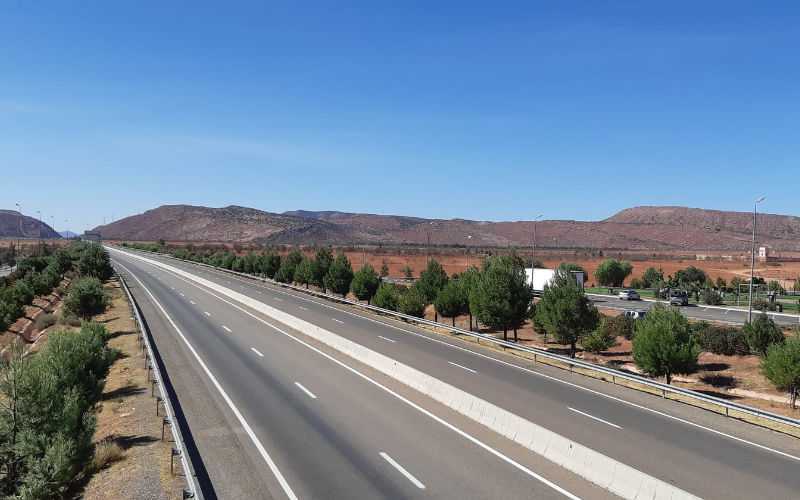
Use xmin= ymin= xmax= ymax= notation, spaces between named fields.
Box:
xmin=525 ymin=268 xmax=585 ymax=293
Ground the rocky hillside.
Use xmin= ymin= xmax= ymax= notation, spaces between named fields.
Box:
xmin=0 ymin=210 xmax=61 ymax=239
xmin=93 ymin=204 xmax=800 ymax=251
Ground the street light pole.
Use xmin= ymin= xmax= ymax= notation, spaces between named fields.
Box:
xmin=748 ymin=196 xmax=766 ymax=323
xmin=531 ymin=214 xmax=543 ymax=268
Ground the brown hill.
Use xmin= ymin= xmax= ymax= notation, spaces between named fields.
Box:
xmin=93 ymin=205 xmax=800 ymax=251
xmin=0 ymin=210 xmax=61 ymax=239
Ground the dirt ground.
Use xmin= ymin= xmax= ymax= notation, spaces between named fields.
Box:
xmin=81 ymin=279 xmax=187 ymax=499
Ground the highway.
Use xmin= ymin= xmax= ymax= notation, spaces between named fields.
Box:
xmin=109 ymin=247 xmax=800 ymax=499
xmin=588 ymin=293 xmax=800 ymax=327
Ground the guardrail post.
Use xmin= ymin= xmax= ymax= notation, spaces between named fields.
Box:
xmin=151 ymin=378 xmax=158 ymax=397
xmin=156 ymin=396 xmax=163 ymax=416
xmin=183 ymin=489 xmax=194 ymax=499
xmin=171 ymin=448 xmax=180 ymax=475
xmin=162 ymin=417 xmax=170 ymax=441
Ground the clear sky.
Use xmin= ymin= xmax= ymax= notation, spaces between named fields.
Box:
xmin=2 ymin=2 xmax=798 ymax=232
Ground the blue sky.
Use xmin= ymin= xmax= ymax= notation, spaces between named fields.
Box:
xmin=2 ymin=2 xmax=799 ymax=232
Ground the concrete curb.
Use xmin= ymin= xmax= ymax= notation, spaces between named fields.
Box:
xmin=116 ymin=248 xmax=700 ymax=500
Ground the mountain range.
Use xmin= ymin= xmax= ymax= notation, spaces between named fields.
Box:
xmin=0 ymin=210 xmax=61 ymax=239
xmin=86 ymin=204 xmax=800 ymax=252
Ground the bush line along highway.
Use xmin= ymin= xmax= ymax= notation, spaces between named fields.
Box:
xmin=108 ymin=245 xmax=800 ymax=500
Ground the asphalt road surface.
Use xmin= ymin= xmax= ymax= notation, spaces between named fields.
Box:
xmin=109 ymin=247 xmax=800 ymax=500
xmin=588 ymin=293 xmax=800 ymax=327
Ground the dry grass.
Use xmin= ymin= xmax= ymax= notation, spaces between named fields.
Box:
xmin=90 ymin=439 xmax=125 ymax=472
xmin=34 ymin=312 xmax=56 ymax=331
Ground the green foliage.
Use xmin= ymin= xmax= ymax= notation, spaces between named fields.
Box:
xmin=76 ymin=243 xmax=113 ymax=281
xmin=64 ymin=277 xmax=109 ymax=319
xmin=767 ymin=280 xmax=785 ymax=294
xmin=324 ymin=254 xmax=354 ymax=297
xmin=692 ymin=322 xmax=748 ymax=356
xmin=12 ymin=279 xmax=35 ymax=306
xmin=674 ymin=266 xmax=708 ymax=290
xmin=761 ymin=335 xmax=800 ymax=408
xmin=535 ymin=271 xmax=599 ymax=356
xmin=0 ymin=323 xmax=115 ymax=497
xmin=602 ymin=314 xmax=635 ymax=340
xmin=641 ymin=267 xmax=665 ymax=288
xmin=593 ymin=259 xmax=633 ymax=287
xmin=401 ymin=265 xmax=413 ymax=279
xmin=275 ymin=250 xmax=303 ymax=284
xmin=434 ymin=280 xmax=467 ymax=326
xmin=293 ymin=257 xmax=314 ymax=288
xmin=701 ymin=288 xmax=723 ymax=305
xmin=632 ymin=304 xmax=699 ymax=384
xmin=472 ymin=256 xmax=534 ymax=341
xmin=416 ymin=259 xmax=448 ymax=303
xmin=743 ymin=314 xmax=784 ymax=356
xmin=379 ymin=260 xmax=389 ymax=278
xmin=582 ymin=321 xmax=617 ymax=354
xmin=351 ymin=264 xmax=380 ymax=303
xmin=373 ymin=283 xmax=401 ymax=311
xmin=312 ymin=248 xmax=334 ymax=290
xmin=261 ymin=252 xmax=281 ymax=279
xmin=398 ymin=286 xmax=426 ymax=318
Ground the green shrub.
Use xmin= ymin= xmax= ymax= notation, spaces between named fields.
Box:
xmin=398 ymin=287 xmax=426 ymax=318
xmin=12 ymin=279 xmax=35 ymax=306
xmin=434 ymin=280 xmax=468 ymax=326
xmin=323 ymin=254 xmax=354 ymax=297
xmin=0 ymin=322 xmax=115 ymax=497
xmin=76 ymin=243 xmax=113 ymax=280
xmin=744 ymin=314 xmax=784 ymax=356
xmin=582 ymin=322 xmax=617 ymax=353
xmin=692 ymin=323 xmax=748 ymax=356
xmin=761 ymin=335 xmax=800 ymax=409
xmin=351 ymin=264 xmax=380 ymax=303
xmin=701 ymin=288 xmax=723 ymax=305
xmin=602 ymin=314 xmax=635 ymax=340
xmin=632 ymin=304 xmax=699 ymax=384
xmin=373 ymin=283 xmax=401 ymax=311
xmin=64 ymin=277 xmax=109 ymax=319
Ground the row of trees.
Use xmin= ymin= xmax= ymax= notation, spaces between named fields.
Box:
xmin=129 ymin=242 xmax=800 ymax=408
xmin=0 ymin=242 xmax=113 ymax=332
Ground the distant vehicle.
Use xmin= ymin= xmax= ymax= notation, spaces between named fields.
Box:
xmin=618 ymin=289 xmax=640 ymax=301
xmin=624 ymin=310 xmax=647 ymax=320
xmin=669 ymin=291 xmax=689 ymax=306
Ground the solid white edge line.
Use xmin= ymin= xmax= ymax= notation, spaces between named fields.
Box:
xmin=251 ymin=347 xmax=264 ymax=357
xmin=568 ymin=407 xmax=622 ymax=430
xmin=448 ymin=361 xmax=477 ymax=374
xmin=294 ymin=382 xmax=317 ymax=400
xmin=113 ymin=260 xmax=298 ymax=500
xmin=120 ymin=252 xmax=582 ymax=500
xmin=222 ymin=325 xmax=232 ymax=333
xmin=379 ymin=452 xmax=426 ymax=490
xmin=377 ymin=335 xmax=396 ymax=343
xmin=128 ymin=249 xmax=800 ymax=464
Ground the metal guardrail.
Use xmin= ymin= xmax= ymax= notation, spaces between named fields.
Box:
xmin=117 ymin=270 xmax=202 ymax=499
xmin=119 ymin=247 xmax=800 ymax=436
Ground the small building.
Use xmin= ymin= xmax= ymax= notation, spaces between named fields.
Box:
xmin=758 ymin=246 xmax=769 ymax=261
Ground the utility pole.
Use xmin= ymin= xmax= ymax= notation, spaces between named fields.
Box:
xmin=531 ymin=214 xmax=543 ymax=268
xmin=748 ymin=196 xmax=766 ymax=323
xmin=15 ymin=202 xmax=22 ymax=260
